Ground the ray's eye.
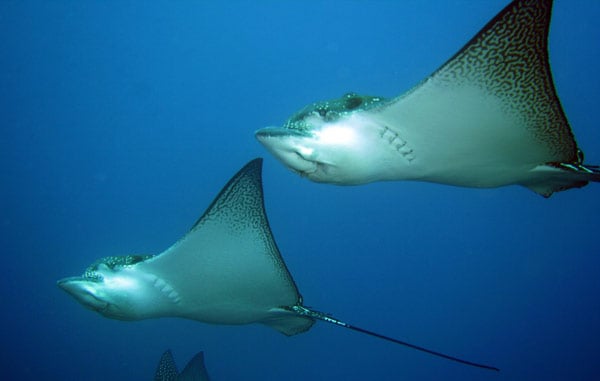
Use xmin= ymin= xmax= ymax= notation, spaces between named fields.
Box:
xmin=345 ymin=96 xmax=363 ymax=110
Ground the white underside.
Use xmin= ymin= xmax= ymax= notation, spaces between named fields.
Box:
xmin=259 ymin=81 xmax=557 ymax=189
xmin=370 ymin=81 xmax=550 ymax=187
xmin=135 ymin=219 xmax=299 ymax=325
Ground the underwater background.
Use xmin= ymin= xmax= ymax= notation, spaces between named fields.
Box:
xmin=2 ymin=1 xmax=599 ymax=380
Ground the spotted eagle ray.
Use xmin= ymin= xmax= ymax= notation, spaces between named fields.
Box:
xmin=57 ymin=159 xmax=498 ymax=371
xmin=255 ymin=0 xmax=600 ymax=197
xmin=155 ymin=350 xmax=210 ymax=381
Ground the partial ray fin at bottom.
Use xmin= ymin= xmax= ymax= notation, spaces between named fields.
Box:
xmin=155 ymin=349 xmax=211 ymax=381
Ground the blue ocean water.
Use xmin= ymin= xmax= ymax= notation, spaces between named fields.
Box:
xmin=2 ymin=1 xmax=599 ymax=380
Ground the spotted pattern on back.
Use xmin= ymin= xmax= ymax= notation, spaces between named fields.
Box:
xmin=283 ymin=93 xmax=388 ymax=132
xmin=154 ymin=350 xmax=179 ymax=381
xmin=431 ymin=0 xmax=578 ymax=163
xmin=83 ymin=254 xmax=154 ymax=281
xmin=190 ymin=159 xmax=273 ymax=239
xmin=181 ymin=158 xmax=303 ymax=300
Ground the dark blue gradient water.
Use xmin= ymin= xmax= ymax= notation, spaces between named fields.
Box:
xmin=2 ymin=1 xmax=599 ymax=380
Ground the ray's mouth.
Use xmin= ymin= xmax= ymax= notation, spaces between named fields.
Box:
xmin=255 ymin=127 xmax=320 ymax=176
xmin=255 ymin=126 xmax=310 ymax=139
xmin=57 ymin=277 xmax=109 ymax=312
xmin=57 ymin=275 xmax=100 ymax=285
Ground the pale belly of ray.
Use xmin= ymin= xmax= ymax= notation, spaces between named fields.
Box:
xmin=136 ymin=220 xmax=299 ymax=325
xmin=371 ymin=81 xmax=552 ymax=188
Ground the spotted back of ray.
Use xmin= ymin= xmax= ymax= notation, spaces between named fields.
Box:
xmin=430 ymin=0 xmax=577 ymax=163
